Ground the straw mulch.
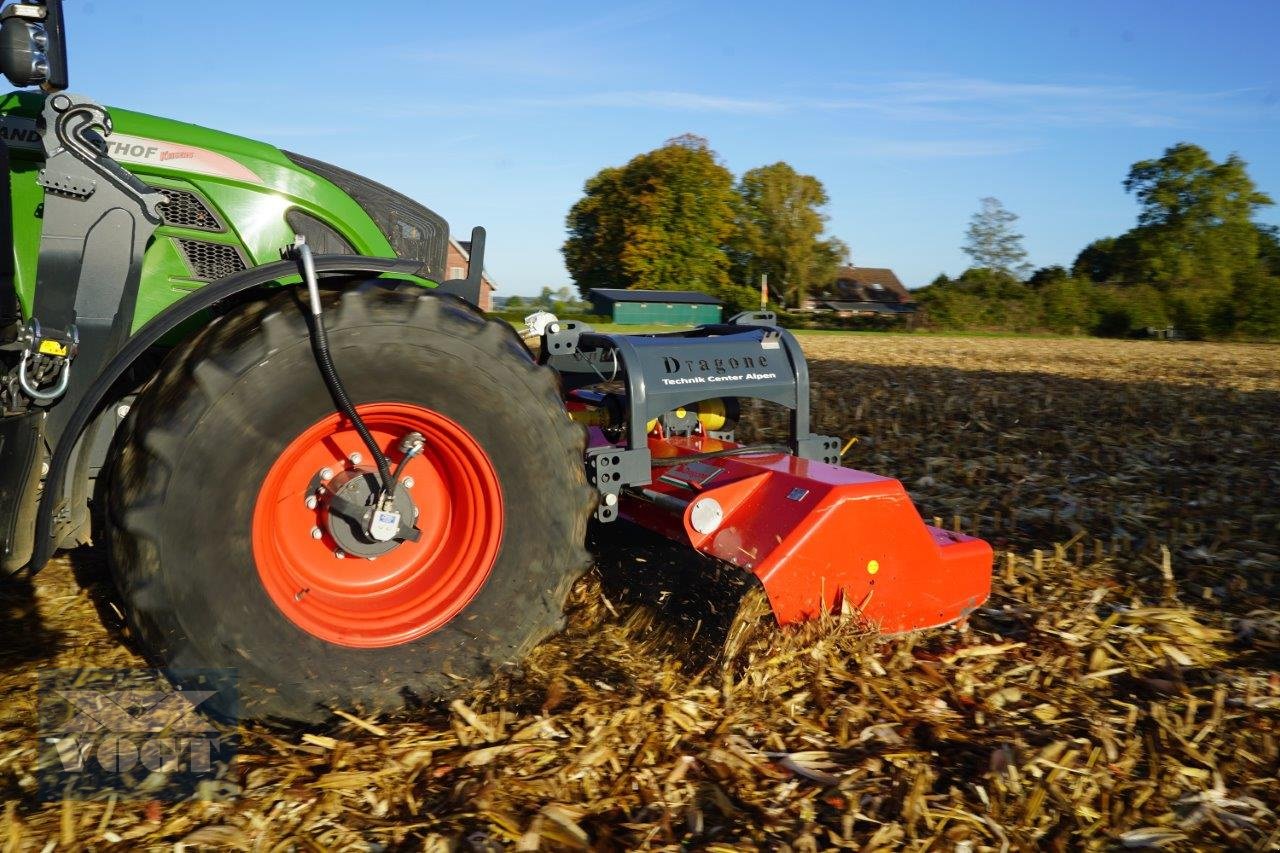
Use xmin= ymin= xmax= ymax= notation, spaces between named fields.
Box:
xmin=1 ymin=335 xmax=1277 ymax=851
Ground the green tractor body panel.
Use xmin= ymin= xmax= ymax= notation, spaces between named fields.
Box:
xmin=0 ymin=89 xmax=442 ymax=333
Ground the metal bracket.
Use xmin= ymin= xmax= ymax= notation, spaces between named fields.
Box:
xmin=794 ymin=434 xmax=841 ymax=465
xmin=32 ymin=91 xmax=163 ymax=439
xmin=541 ymin=319 xmax=590 ymax=358
xmin=36 ymin=171 xmax=95 ymax=198
xmin=585 ymin=446 xmax=651 ymax=523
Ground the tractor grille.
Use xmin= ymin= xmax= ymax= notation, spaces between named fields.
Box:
xmin=176 ymin=239 xmax=248 ymax=281
xmin=156 ymin=188 xmax=223 ymax=232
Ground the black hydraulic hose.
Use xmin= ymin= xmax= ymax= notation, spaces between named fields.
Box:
xmin=294 ymin=242 xmax=395 ymax=496
xmin=650 ymin=443 xmax=792 ymax=467
xmin=306 ymin=313 xmax=396 ymax=495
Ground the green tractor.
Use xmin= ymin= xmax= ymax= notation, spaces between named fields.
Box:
xmin=0 ymin=1 xmax=993 ymax=723
xmin=0 ymin=0 xmax=593 ymax=720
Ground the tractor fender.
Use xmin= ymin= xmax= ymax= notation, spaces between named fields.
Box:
xmin=28 ymin=254 xmax=424 ymax=575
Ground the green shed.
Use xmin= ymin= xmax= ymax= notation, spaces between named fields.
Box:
xmin=587 ymin=288 xmax=724 ymax=326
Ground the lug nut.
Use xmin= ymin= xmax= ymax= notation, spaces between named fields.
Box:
xmin=319 ymin=467 xmax=333 ymax=481
xmin=116 ymin=403 xmax=131 ymax=419
xmin=334 ymin=550 xmax=345 ymax=559
xmin=305 ymin=495 xmax=318 ymax=510
xmin=403 ymin=476 xmax=415 ymax=489
xmin=348 ymin=452 xmax=362 ymax=465
xmin=310 ymin=527 xmax=322 ymax=540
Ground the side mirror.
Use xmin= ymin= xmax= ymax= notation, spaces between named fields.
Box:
xmin=0 ymin=0 xmax=66 ymax=92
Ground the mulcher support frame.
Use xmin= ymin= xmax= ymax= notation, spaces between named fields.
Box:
xmin=540 ymin=313 xmax=993 ymax=632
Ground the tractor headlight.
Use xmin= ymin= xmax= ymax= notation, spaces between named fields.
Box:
xmin=0 ymin=13 xmax=49 ymax=87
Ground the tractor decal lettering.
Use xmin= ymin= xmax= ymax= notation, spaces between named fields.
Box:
xmin=108 ymin=133 xmax=264 ymax=184
xmin=661 ymin=372 xmax=777 ymax=387
xmin=0 ymin=115 xmax=41 ymax=149
xmin=661 ymin=354 xmax=768 ymax=376
xmin=0 ymin=116 xmax=264 ymax=184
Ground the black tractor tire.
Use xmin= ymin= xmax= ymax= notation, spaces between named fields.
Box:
xmin=105 ymin=284 xmax=594 ymax=722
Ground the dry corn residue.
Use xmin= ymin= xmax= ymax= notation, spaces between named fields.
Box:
xmin=1 ymin=334 xmax=1277 ymax=851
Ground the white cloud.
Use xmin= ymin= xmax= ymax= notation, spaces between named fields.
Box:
xmin=848 ymin=138 xmax=1040 ymax=159
xmin=377 ymin=73 xmax=1265 ymax=132
xmin=816 ymin=75 xmax=1261 ymax=129
xmin=524 ymin=90 xmax=784 ymax=114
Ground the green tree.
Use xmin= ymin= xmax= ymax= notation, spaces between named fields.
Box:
xmin=730 ymin=162 xmax=847 ymax=308
xmin=1122 ymin=143 xmax=1273 ymax=335
xmin=1027 ymin=265 xmax=1070 ymax=289
xmin=1072 ymin=144 xmax=1275 ymax=338
xmin=916 ymin=268 xmax=1042 ymax=332
xmin=563 ymin=134 xmax=740 ymax=303
xmin=1038 ymin=277 xmax=1100 ymax=334
xmin=1072 ymin=236 xmax=1134 ymax=283
xmin=1094 ymin=284 xmax=1169 ymax=336
xmin=962 ymin=197 xmax=1031 ymax=278
xmin=1228 ymin=267 xmax=1280 ymax=339
xmin=1256 ymin=224 xmax=1280 ymax=276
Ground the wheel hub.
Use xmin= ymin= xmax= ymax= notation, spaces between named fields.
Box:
xmin=321 ymin=468 xmax=418 ymax=558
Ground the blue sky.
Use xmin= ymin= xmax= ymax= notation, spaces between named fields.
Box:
xmin=71 ymin=1 xmax=1279 ymax=293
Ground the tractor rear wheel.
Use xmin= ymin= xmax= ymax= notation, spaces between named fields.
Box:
xmin=106 ymin=284 xmax=593 ymax=721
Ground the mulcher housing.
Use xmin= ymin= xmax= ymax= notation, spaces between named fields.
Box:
xmin=542 ymin=316 xmax=992 ymax=632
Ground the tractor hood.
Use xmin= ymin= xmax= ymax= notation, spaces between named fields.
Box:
xmin=0 ymin=89 xmax=449 ymax=280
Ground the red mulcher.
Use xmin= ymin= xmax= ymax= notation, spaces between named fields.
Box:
xmin=541 ymin=312 xmax=992 ymax=635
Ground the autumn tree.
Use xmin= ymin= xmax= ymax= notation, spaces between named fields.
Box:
xmin=563 ymin=135 xmax=742 ymax=304
xmin=962 ymin=197 xmax=1031 ymax=278
xmin=729 ymin=162 xmax=847 ymax=309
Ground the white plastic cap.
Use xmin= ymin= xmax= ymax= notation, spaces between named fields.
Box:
xmin=522 ymin=310 xmax=560 ymax=339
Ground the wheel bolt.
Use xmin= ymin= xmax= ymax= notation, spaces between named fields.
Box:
xmin=334 ymin=550 xmax=345 ymax=559
xmin=319 ymin=467 xmax=333 ymax=481
xmin=310 ymin=527 xmax=322 ymax=540
xmin=349 ymin=452 xmax=362 ymax=465
xmin=305 ymin=495 xmax=318 ymax=510
xmin=403 ymin=476 xmax=415 ymax=489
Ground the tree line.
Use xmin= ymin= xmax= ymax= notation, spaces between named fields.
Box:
xmin=561 ymin=137 xmax=1279 ymax=339
xmin=920 ymin=143 xmax=1278 ymax=339
xmin=563 ymin=134 xmax=845 ymax=312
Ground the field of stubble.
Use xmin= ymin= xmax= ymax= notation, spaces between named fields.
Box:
xmin=1 ymin=334 xmax=1277 ymax=851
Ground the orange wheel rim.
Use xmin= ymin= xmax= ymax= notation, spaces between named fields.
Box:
xmin=252 ymin=403 xmax=503 ymax=648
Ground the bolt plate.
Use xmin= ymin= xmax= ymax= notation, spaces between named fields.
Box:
xmin=322 ymin=469 xmax=416 ymax=558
